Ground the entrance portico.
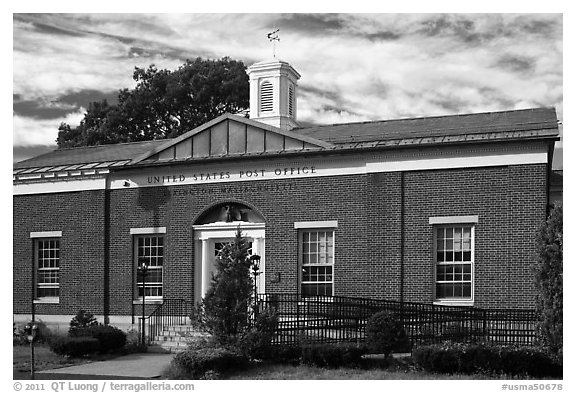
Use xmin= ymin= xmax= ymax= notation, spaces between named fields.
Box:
xmin=192 ymin=203 xmax=265 ymax=302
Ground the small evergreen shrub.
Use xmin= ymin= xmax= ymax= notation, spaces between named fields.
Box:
xmin=171 ymin=346 xmax=248 ymax=379
xmin=69 ymin=310 xmax=98 ymax=336
xmin=366 ymin=311 xmax=411 ymax=356
xmin=49 ymin=336 xmax=101 ymax=357
xmin=301 ymin=342 xmax=367 ymax=368
xmin=413 ymin=342 xmax=562 ymax=378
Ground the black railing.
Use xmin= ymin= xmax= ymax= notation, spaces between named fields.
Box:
xmin=145 ymin=295 xmax=537 ymax=347
xmin=146 ymin=298 xmax=194 ymax=344
xmin=257 ymin=294 xmax=537 ymax=347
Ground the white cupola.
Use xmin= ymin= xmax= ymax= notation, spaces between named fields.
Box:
xmin=246 ymin=59 xmax=300 ymax=130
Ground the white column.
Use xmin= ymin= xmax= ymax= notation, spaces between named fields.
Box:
xmin=253 ymin=237 xmax=265 ymax=294
xmin=201 ymin=239 xmax=211 ymax=297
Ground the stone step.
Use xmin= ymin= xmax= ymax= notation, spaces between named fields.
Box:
xmin=162 ymin=325 xmax=202 ymax=332
xmin=154 ymin=333 xmax=209 ymax=342
xmin=155 ymin=340 xmax=190 ymax=353
xmin=159 ymin=329 xmax=208 ymax=337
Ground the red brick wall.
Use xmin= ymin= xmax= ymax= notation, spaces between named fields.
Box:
xmin=13 ymin=190 xmax=106 ymax=316
xmin=13 ymin=163 xmax=548 ymax=317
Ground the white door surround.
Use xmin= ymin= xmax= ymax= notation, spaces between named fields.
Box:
xmin=192 ymin=222 xmax=265 ymax=302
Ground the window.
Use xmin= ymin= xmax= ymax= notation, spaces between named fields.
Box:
xmin=300 ymin=230 xmax=334 ymax=297
xmin=260 ymin=81 xmax=273 ymax=112
xmin=135 ymin=235 xmax=164 ymax=298
xmin=35 ymin=239 xmax=60 ymax=299
xmin=434 ymin=226 xmax=474 ymax=302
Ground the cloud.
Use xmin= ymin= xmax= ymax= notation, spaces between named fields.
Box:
xmin=13 ymin=109 xmax=85 ymax=147
xmin=12 ymin=13 xmax=563 ymax=156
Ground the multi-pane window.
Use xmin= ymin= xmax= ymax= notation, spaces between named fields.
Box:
xmin=136 ymin=236 xmax=164 ymax=298
xmin=301 ymin=230 xmax=334 ymax=297
xmin=435 ymin=226 xmax=473 ymax=300
xmin=36 ymin=239 xmax=60 ymax=298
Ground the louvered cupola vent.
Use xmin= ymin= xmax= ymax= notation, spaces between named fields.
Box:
xmin=288 ymin=84 xmax=294 ymax=117
xmin=260 ymin=81 xmax=273 ymax=112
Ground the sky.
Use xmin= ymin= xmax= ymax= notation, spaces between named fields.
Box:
xmin=12 ymin=13 xmax=564 ymax=167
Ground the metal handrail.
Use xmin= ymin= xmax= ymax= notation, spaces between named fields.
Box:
xmin=146 ymin=299 xmax=195 ymax=344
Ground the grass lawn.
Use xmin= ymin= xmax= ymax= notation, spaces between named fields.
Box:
xmin=226 ymin=362 xmax=505 ymax=380
xmin=13 ymin=343 xmax=124 ymax=380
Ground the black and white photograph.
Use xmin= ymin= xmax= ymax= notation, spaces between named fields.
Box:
xmin=11 ymin=10 xmax=565 ymax=389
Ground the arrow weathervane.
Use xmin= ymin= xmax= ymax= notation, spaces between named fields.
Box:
xmin=267 ymin=28 xmax=280 ymax=58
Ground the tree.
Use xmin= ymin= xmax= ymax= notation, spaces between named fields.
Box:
xmin=199 ymin=228 xmax=254 ymax=344
xmin=57 ymin=57 xmax=249 ymax=148
xmin=534 ymin=202 xmax=563 ymax=354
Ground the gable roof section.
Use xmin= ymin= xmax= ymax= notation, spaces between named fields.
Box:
xmin=131 ymin=113 xmax=334 ymax=165
xmin=293 ymin=107 xmax=559 ymax=146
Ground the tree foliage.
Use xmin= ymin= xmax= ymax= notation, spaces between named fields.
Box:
xmin=534 ymin=202 xmax=563 ymax=354
xmin=199 ymin=228 xmax=254 ymax=344
xmin=57 ymin=57 xmax=249 ymax=148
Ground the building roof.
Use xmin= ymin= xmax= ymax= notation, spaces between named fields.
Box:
xmin=13 ymin=107 xmax=559 ymax=173
xmin=292 ymin=107 xmax=559 ymax=144
xmin=13 ymin=140 xmax=166 ymax=171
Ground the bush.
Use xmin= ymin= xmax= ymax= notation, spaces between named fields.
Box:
xmin=49 ymin=336 xmax=101 ymax=357
xmin=85 ymin=325 xmax=126 ymax=353
xmin=413 ymin=342 xmax=562 ymax=378
xmin=301 ymin=342 xmax=367 ymax=368
xmin=366 ymin=311 xmax=411 ymax=356
xmin=237 ymin=308 xmax=278 ymax=360
xmin=535 ymin=202 xmax=563 ymax=354
xmin=14 ymin=320 xmax=52 ymax=345
xmin=170 ymin=345 xmax=248 ymax=379
xmin=69 ymin=310 xmax=98 ymax=336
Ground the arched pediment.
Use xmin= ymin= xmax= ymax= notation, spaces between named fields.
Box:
xmin=194 ymin=202 xmax=265 ymax=225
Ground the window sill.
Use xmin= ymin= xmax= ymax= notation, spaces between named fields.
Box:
xmin=132 ymin=299 xmax=163 ymax=305
xmin=34 ymin=298 xmax=60 ymax=304
xmin=433 ymin=300 xmax=474 ymax=307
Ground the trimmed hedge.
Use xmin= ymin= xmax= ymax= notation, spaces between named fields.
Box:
xmin=171 ymin=345 xmax=249 ymax=379
xmin=69 ymin=325 xmax=126 ymax=353
xmin=413 ymin=342 xmax=562 ymax=378
xmin=49 ymin=336 xmax=101 ymax=357
xmin=301 ymin=342 xmax=367 ymax=368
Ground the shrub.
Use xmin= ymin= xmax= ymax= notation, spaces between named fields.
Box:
xmin=237 ymin=307 xmax=279 ymax=360
xmin=413 ymin=342 xmax=562 ymax=378
xmin=14 ymin=320 xmax=52 ymax=345
xmin=49 ymin=336 xmax=100 ymax=357
xmin=366 ymin=311 xmax=411 ymax=356
xmin=301 ymin=342 xmax=367 ymax=368
xmin=69 ymin=310 xmax=98 ymax=336
xmin=171 ymin=345 xmax=248 ymax=379
xmin=534 ymin=202 xmax=563 ymax=354
xmin=85 ymin=325 xmax=126 ymax=353
xmin=122 ymin=328 xmax=147 ymax=354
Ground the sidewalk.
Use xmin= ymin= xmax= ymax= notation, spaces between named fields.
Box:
xmin=34 ymin=353 xmax=175 ymax=380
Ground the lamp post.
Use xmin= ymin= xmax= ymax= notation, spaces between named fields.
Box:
xmin=137 ymin=258 xmax=149 ymax=346
xmin=24 ymin=323 xmax=38 ymax=380
xmin=249 ymin=254 xmax=261 ymax=319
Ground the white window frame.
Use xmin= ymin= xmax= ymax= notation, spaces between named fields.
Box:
xmin=431 ymin=217 xmax=476 ymax=306
xmin=31 ymin=232 xmax=62 ymax=303
xmin=134 ymin=233 xmax=165 ymax=301
xmin=299 ymin=227 xmax=336 ymax=298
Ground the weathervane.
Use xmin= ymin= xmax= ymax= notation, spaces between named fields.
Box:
xmin=267 ymin=28 xmax=280 ymax=58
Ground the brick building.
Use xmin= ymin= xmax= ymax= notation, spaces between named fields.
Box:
xmin=13 ymin=59 xmax=560 ymax=329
